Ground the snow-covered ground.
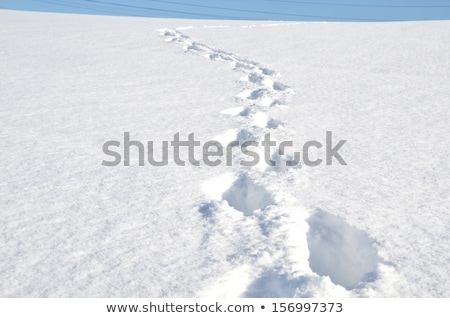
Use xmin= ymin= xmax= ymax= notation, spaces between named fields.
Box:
xmin=0 ymin=9 xmax=449 ymax=297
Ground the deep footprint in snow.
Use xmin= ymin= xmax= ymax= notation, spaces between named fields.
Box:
xmin=222 ymin=174 xmax=274 ymax=216
xmin=306 ymin=210 xmax=379 ymax=289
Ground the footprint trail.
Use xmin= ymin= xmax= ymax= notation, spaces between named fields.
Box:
xmin=158 ymin=26 xmax=393 ymax=297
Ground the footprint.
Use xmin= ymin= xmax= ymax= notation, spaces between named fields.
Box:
xmin=269 ymin=99 xmax=283 ymax=107
xmin=266 ymin=118 xmax=285 ymax=129
xmin=234 ymin=61 xmax=256 ymax=71
xmin=248 ymin=89 xmax=267 ymax=100
xmin=306 ymin=210 xmax=379 ymax=289
xmin=236 ymin=128 xmax=257 ymax=143
xmin=186 ymin=43 xmax=203 ymax=52
xmin=262 ymin=68 xmax=277 ymax=76
xmin=198 ymin=201 xmax=218 ymax=218
xmin=222 ymin=174 xmax=275 ymax=216
xmin=209 ymin=52 xmax=234 ymax=62
xmin=247 ymin=73 xmax=265 ymax=85
xmin=273 ymin=82 xmax=290 ymax=91
xmin=238 ymin=107 xmax=252 ymax=117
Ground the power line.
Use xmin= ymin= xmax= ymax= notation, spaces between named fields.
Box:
xmin=264 ymin=0 xmax=450 ymax=8
xmin=32 ymin=0 xmax=146 ymax=17
xmin=86 ymin=0 xmax=395 ymax=21
xmin=30 ymin=0 xmax=435 ymax=21
xmin=83 ymin=0 xmax=251 ymax=19
xmin=141 ymin=0 xmax=395 ymax=20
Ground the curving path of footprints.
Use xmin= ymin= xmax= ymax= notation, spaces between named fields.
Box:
xmin=158 ymin=27 xmax=391 ymax=297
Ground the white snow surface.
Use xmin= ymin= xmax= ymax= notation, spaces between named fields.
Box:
xmin=0 ymin=9 xmax=449 ymax=297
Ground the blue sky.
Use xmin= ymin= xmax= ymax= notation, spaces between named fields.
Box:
xmin=1 ymin=0 xmax=450 ymax=21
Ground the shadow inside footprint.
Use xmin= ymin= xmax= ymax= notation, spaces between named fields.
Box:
xmin=199 ymin=201 xmax=218 ymax=218
xmin=242 ymin=271 xmax=307 ymax=297
xmin=273 ymin=82 xmax=289 ymax=91
xmin=266 ymin=119 xmax=284 ymax=129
